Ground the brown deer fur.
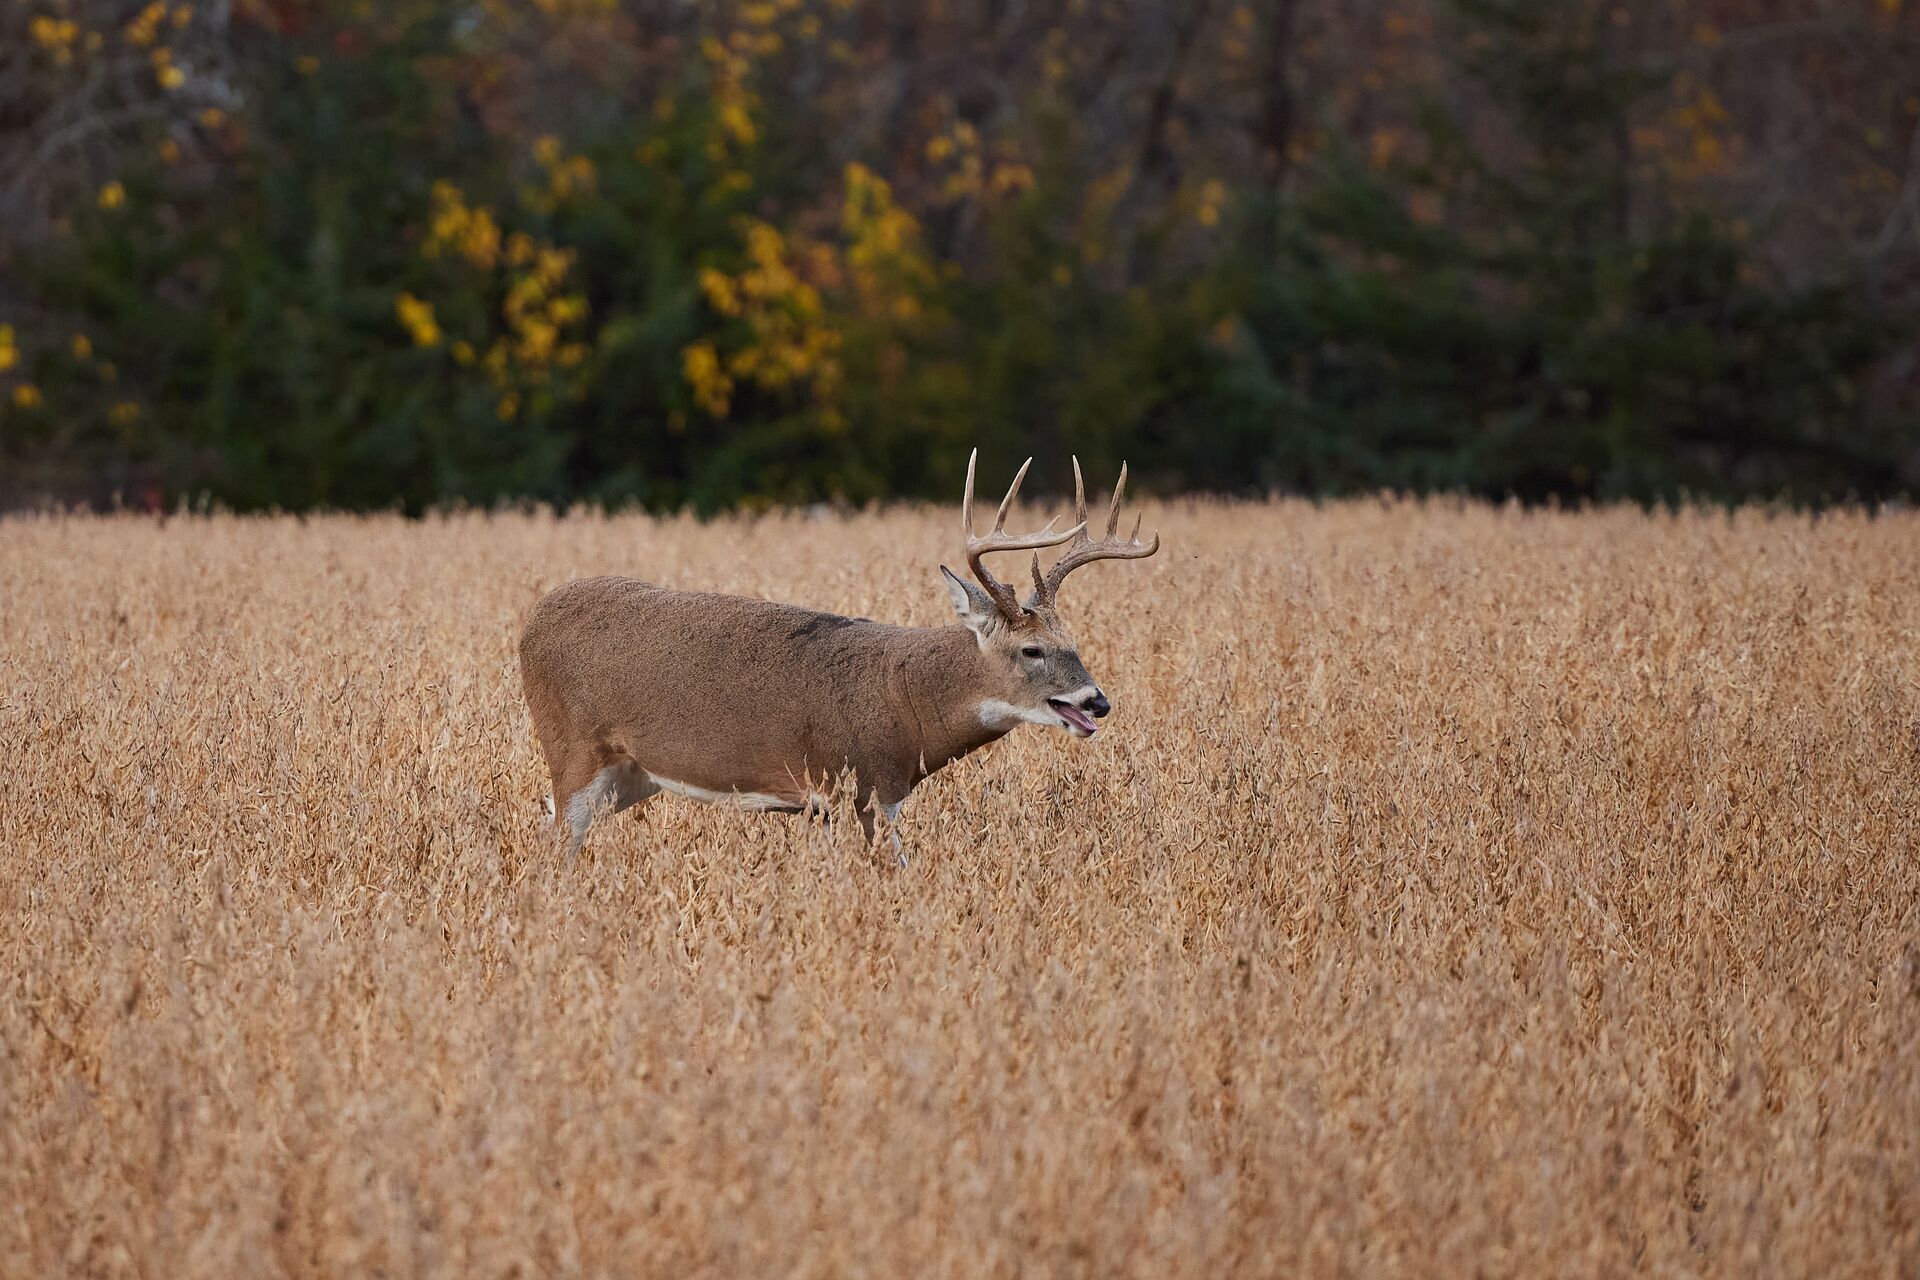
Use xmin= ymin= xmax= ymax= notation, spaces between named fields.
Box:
xmin=518 ymin=455 xmax=1157 ymax=854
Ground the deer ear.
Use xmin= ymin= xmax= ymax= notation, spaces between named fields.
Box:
xmin=940 ymin=565 xmax=999 ymax=638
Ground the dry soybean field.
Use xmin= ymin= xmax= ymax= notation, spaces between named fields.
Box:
xmin=3 ymin=501 xmax=1918 ymax=1278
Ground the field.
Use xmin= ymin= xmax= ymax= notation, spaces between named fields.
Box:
xmin=2 ymin=500 xmax=1917 ymax=1278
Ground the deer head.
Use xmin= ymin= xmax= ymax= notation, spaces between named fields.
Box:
xmin=940 ymin=451 xmax=1160 ymax=738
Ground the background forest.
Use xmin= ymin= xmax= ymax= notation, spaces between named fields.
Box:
xmin=2 ymin=0 xmax=1917 ymax=511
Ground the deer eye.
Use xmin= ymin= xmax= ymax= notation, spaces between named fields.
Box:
xmin=1019 ymin=645 xmax=1044 ymax=660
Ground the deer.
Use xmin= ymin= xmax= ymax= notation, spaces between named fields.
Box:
xmin=517 ymin=451 xmax=1160 ymax=857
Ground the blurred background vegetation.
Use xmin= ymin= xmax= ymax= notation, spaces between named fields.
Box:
xmin=2 ymin=0 xmax=1916 ymax=512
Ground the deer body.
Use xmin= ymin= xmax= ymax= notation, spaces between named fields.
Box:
xmin=522 ymin=579 xmax=1032 ymax=836
xmin=520 ymin=454 xmax=1157 ymax=854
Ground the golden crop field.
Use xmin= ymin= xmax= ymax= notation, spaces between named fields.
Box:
xmin=3 ymin=501 xmax=1917 ymax=1278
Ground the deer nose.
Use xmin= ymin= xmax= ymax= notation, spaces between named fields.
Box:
xmin=1085 ymin=691 xmax=1111 ymax=718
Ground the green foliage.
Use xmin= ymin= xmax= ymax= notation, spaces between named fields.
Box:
xmin=1202 ymin=0 xmax=1906 ymax=502
xmin=3 ymin=0 xmax=1910 ymax=511
xmin=27 ymin=13 xmax=537 ymax=510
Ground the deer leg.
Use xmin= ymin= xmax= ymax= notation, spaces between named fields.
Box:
xmin=602 ymin=758 xmax=657 ymax=822
xmin=552 ymin=754 xmax=655 ymax=857
xmin=550 ymin=756 xmax=602 ymax=856
xmin=863 ymin=795 xmax=907 ymax=868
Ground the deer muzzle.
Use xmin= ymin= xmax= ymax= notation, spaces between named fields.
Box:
xmin=1047 ymin=689 xmax=1109 ymax=737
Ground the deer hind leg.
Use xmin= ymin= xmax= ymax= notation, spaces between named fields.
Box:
xmin=553 ymin=752 xmax=656 ymax=856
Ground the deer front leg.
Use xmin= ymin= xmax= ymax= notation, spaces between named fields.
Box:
xmin=861 ymin=793 xmax=908 ymax=867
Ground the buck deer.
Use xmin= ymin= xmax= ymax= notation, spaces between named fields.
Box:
xmin=518 ymin=452 xmax=1159 ymax=855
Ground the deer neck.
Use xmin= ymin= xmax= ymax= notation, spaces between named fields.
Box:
xmin=886 ymin=625 xmax=1014 ymax=780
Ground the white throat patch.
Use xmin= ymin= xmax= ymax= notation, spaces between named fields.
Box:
xmin=976 ymin=698 xmax=1062 ymax=730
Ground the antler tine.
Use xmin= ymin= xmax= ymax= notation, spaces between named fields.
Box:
xmin=1071 ymin=456 xmax=1088 ymax=535
xmin=962 ymin=450 xmax=1083 ymax=618
xmin=962 ymin=448 xmax=979 ymax=538
xmin=993 ymin=457 xmax=1033 ymax=534
xmin=1031 ymin=459 xmax=1160 ymax=607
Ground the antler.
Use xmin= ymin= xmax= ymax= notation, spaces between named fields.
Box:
xmin=963 ymin=449 xmax=1082 ymax=618
xmin=1029 ymin=456 xmax=1160 ymax=607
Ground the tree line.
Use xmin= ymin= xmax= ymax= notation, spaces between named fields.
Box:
xmin=2 ymin=0 xmax=1915 ymax=511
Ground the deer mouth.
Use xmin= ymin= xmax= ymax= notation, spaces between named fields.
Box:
xmin=1048 ymin=699 xmax=1098 ymax=738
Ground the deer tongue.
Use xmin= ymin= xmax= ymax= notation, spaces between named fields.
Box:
xmin=1053 ymin=701 xmax=1098 ymax=735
